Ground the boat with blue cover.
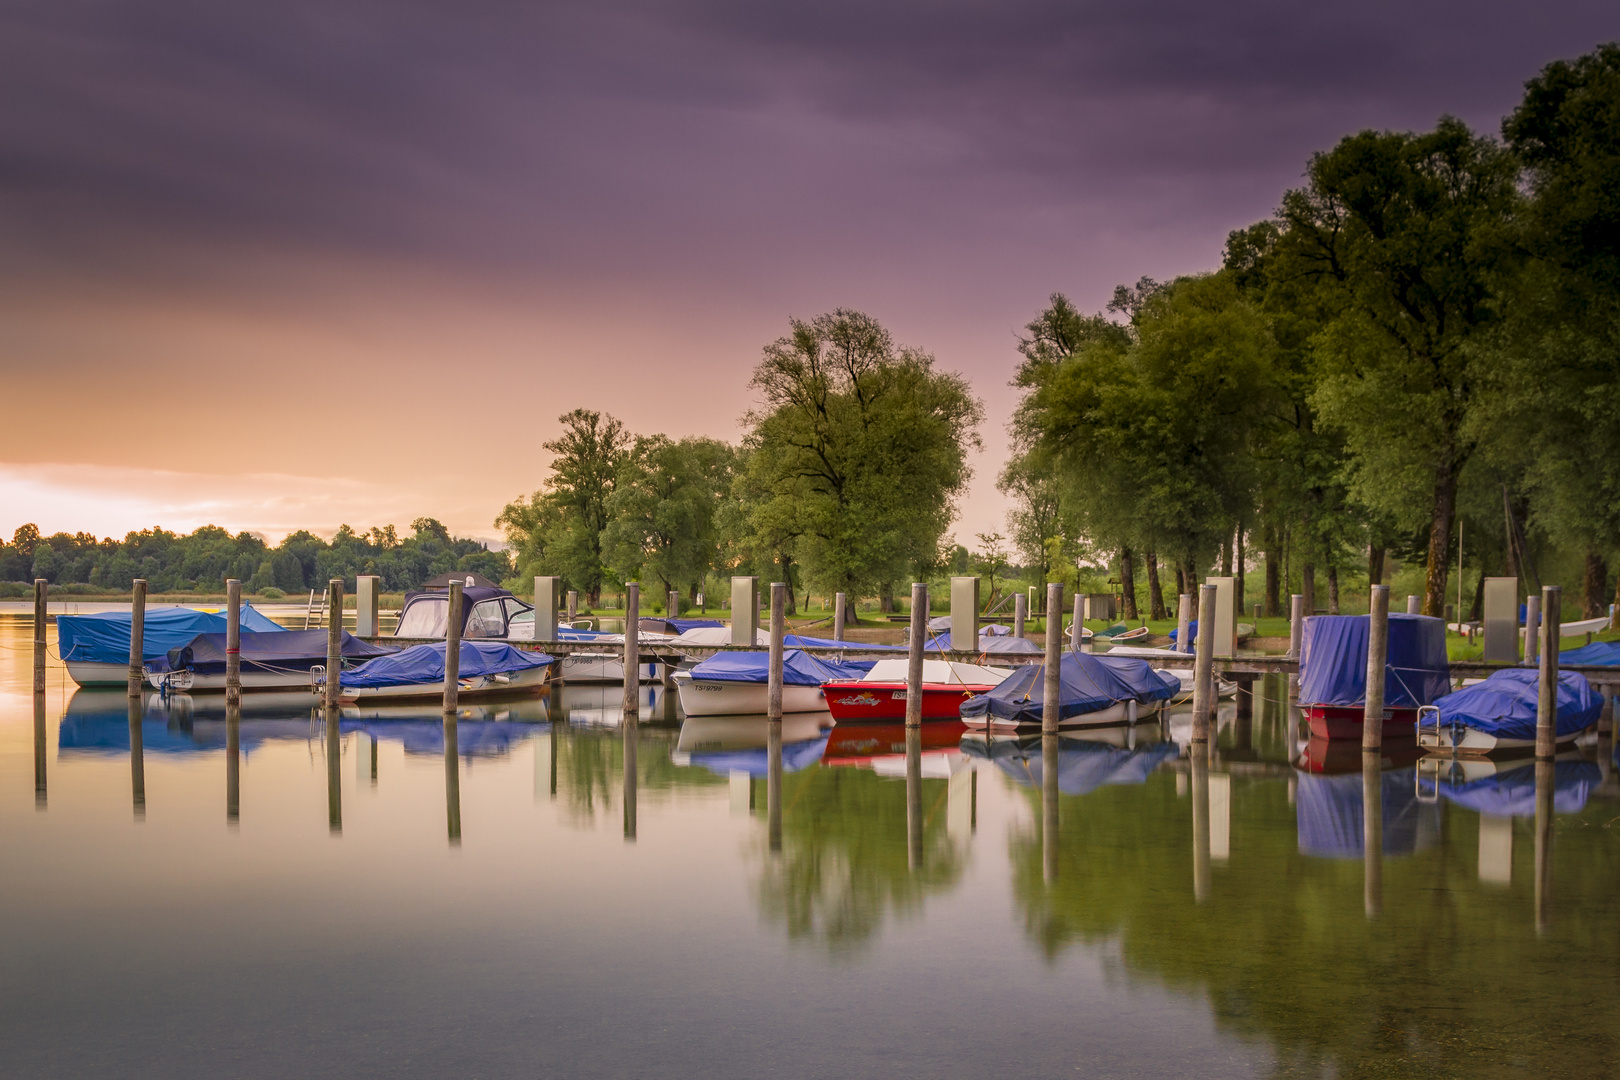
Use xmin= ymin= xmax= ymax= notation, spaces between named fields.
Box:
xmin=1297 ymin=614 xmax=1450 ymax=740
xmin=58 ymin=605 xmax=285 ymax=687
xmin=672 ymin=649 xmax=868 ymax=716
xmin=145 ymin=628 xmax=395 ymax=692
xmin=1417 ymin=668 xmax=1602 ymax=754
xmin=960 ymin=651 xmax=1178 ymax=731
xmin=339 ymin=641 xmax=554 ymax=702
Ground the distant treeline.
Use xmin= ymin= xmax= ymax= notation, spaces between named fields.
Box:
xmin=0 ymin=518 xmax=509 ymax=596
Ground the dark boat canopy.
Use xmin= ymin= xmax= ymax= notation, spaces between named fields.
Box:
xmin=396 ymin=587 xmax=532 ymax=639
xmin=157 ymin=629 xmax=395 ymax=673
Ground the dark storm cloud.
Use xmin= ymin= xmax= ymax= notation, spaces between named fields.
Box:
xmin=2 ymin=0 xmax=1614 ymax=283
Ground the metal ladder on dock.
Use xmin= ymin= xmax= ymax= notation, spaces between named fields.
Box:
xmin=303 ymin=587 xmax=328 ymax=629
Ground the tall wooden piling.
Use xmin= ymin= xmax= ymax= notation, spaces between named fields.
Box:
xmin=1070 ymin=593 xmax=1083 ymax=652
xmin=1175 ymin=593 xmax=1192 ymax=655
xmin=1192 ymin=584 xmax=1217 ymax=743
xmin=768 ymin=582 xmax=787 ymax=723
xmin=1043 ymin=583 xmax=1063 ymax=736
xmin=128 ymin=579 xmax=147 ymax=697
xmin=1362 ymin=585 xmax=1390 ymax=750
xmin=1524 ymin=593 xmax=1541 ymax=665
xmin=1014 ymin=592 xmax=1027 ymax=639
xmin=668 ymin=588 xmax=680 ymax=623
xmin=1536 ymin=585 xmax=1561 ymax=760
xmin=905 ymin=583 xmax=926 ymax=728
xmin=33 ymin=578 xmax=47 ymax=694
xmin=566 ymin=590 xmax=578 ymax=625
xmin=225 ymin=578 xmax=242 ymax=705
xmin=833 ymin=592 xmax=847 ymax=642
xmin=443 ymin=580 xmax=463 ymax=713
xmin=622 ymin=582 xmax=641 ymax=717
xmin=325 ymin=579 xmax=343 ymax=708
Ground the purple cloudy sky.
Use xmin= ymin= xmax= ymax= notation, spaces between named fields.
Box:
xmin=1 ymin=1 xmax=1614 ymax=545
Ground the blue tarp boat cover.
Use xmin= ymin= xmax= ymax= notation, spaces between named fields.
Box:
xmin=687 ymin=649 xmax=868 ymax=686
xmin=341 ymin=641 xmax=553 ymax=689
xmin=1421 ymin=760 xmax=1601 ymax=816
xmin=1434 ymin=668 xmax=1601 ymax=741
xmin=158 ymin=629 xmax=395 ymax=673
xmin=666 ymin=618 xmax=724 ymax=631
xmin=57 ymin=605 xmax=285 ymax=664
xmin=921 ymin=631 xmax=1042 ymax=654
xmin=1298 ymin=614 xmax=1450 ymax=708
xmin=960 ymin=652 xmax=1177 ymax=724
xmin=1559 ymin=640 xmax=1620 ymax=666
xmin=340 ymin=719 xmax=543 ymax=756
xmin=1296 ymin=769 xmax=1434 ymax=858
xmin=960 ymin=736 xmax=1179 ymax=795
xmin=1168 ymin=619 xmax=1197 ymax=648
xmin=686 ymin=734 xmax=830 ymax=777
xmin=783 ymin=633 xmax=904 ymax=652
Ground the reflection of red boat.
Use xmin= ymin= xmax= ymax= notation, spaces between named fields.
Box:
xmin=821 ymin=680 xmax=994 ymax=721
xmin=1303 ymin=705 xmax=1418 ymax=741
xmin=1297 ymin=734 xmax=1425 ymax=774
xmin=821 ymin=720 xmax=967 ymax=766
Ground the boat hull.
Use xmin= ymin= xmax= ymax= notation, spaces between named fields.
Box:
xmin=144 ymin=667 xmax=317 ymax=693
xmin=341 ymin=664 xmax=550 ymax=703
xmin=673 ymin=674 xmax=828 ymax=716
xmin=67 ymin=660 xmax=132 ymax=687
xmin=1305 ymin=704 xmax=1418 ymax=740
xmin=962 ymin=700 xmax=1152 ymax=733
xmin=820 ymin=680 xmax=995 ymax=721
xmin=1416 ymin=723 xmax=1592 ymax=756
xmin=556 ymin=652 xmax=671 ymax=684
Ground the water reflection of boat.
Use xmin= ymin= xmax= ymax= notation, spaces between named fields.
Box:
xmin=1294 ymin=768 xmax=1440 ymax=858
xmin=820 ymin=720 xmax=966 ymax=766
xmin=675 ymin=713 xmax=832 ymax=753
xmin=552 ymin=681 xmax=677 ymax=726
xmin=1414 ymin=758 xmax=1602 ymax=815
xmin=960 ymin=732 xmax=1179 ymax=794
xmin=59 ymin=689 xmax=322 ymax=754
xmin=962 ymin=652 xmax=1177 ymax=732
xmin=1297 ymin=735 xmax=1425 ymax=774
xmin=670 ymin=720 xmax=830 ymax=776
xmin=338 ymin=718 xmax=544 ymax=756
xmin=1418 ymin=669 xmax=1602 ymax=754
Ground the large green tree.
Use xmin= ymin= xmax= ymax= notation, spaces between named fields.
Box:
xmin=602 ymin=435 xmax=738 ymax=602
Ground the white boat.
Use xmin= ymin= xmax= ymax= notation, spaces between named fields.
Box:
xmin=343 ymin=662 xmax=551 ymax=702
xmin=1151 ymin=668 xmax=1240 ymax=700
xmin=555 ymin=652 xmax=674 ymax=684
xmin=672 ymin=671 xmax=830 ymax=716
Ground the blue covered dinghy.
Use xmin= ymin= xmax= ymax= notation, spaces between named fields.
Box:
xmin=961 ymin=652 xmax=1177 ymax=730
xmin=340 ymin=641 xmax=553 ymax=701
xmin=58 ymin=605 xmax=285 ymax=687
xmin=1419 ymin=668 xmax=1602 ymax=753
xmin=673 ymin=649 xmax=869 ymax=716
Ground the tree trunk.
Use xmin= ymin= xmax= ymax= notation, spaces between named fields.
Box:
xmin=1584 ymin=550 xmax=1608 ymax=619
xmin=1302 ymin=563 xmax=1316 ymax=616
xmin=1469 ymin=564 xmax=1486 ymax=623
xmin=1235 ymin=527 xmax=1246 ymax=614
xmin=879 ymin=581 xmax=894 ymax=614
xmin=1612 ymin=572 xmax=1620 ymax=632
xmin=1327 ymin=565 xmax=1339 ymax=615
xmin=1368 ymin=545 xmax=1386 ymax=589
xmin=1220 ymin=536 xmax=1232 ymax=577
xmin=1175 ymin=566 xmax=1186 ymax=597
xmin=1423 ymin=461 xmax=1457 ymax=617
xmin=1264 ymin=526 xmax=1281 ymax=617
xmin=1145 ymin=549 xmax=1167 ymax=620
xmin=1119 ymin=546 xmax=1138 ymax=620
xmin=783 ymin=558 xmax=798 ymax=616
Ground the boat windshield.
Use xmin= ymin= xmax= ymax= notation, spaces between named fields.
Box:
xmin=396 ymin=597 xmax=448 ymax=638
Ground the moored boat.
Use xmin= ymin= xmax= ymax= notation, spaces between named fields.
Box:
xmin=961 ymin=652 xmax=1177 ymax=732
xmin=339 ymin=641 xmax=553 ymax=702
xmin=820 ymin=658 xmax=1012 ymax=722
xmin=1417 ymin=668 xmax=1602 ymax=754
xmin=59 ymin=605 xmax=286 ymax=687
xmin=1298 ymin=614 xmax=1450 ymax=739
xmin=144 ymin=629 xmax=395 ymax=692
xmin=672 ymin=649 xmax=865 ymax=716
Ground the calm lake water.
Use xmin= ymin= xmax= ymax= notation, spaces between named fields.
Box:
xmin=3 ymin=615 xmax=1617 ymax=1079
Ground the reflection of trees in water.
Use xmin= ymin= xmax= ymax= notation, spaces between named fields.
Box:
xmin=752 ymin=767 xmax=963 ymax=957
xmin=1009 ymin=773 xmax=1620 ymax=1077
xmin=555 ymin=726 xmax=721 ymax=826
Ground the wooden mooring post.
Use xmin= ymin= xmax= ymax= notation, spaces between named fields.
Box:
xmin=325 ymin=579 xmax=343 ymax=708
xmin=128 ymin=578 xmax=147 ymax=697
xmin=443 ymin=580 xmax=463 ymax=713
xmin=623 ymin=582 xmax=641 ymax=718
xmin=833 ymin=592 xmax=847 ymax=642
xmin=1043 ymin=583 xmax=1062 ymax=736
xmin=1362 ymin=585 xmax=1389 ymax=750
xmin=1070 ymin=593 xmax=1083 ymax=652
xmin=1536 ymin=585 xmax=1561 ymax=760
xmin=906 ymin=583 xmax=926 ymax=729
xmin=1524 ymin=593 xmax=1541 ymax=666
xmin=1175 ymin=593 xmax=1192 ymax=656
xmin=1192 ymin=584 xmax=1217 ymax=743
xmin=225 ymin=578 xmax=242 ymax=705
xmin=768 ymin=583 xmax=786 ymax=722
xmin=668 ymin=588 xmax=680 ymax=621
xmin=33 ymin=578 xmax=47 ymax=694
xmin=1014 ymin=591 xmax=1027 ymax=639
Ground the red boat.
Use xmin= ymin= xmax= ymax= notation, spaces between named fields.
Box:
xmin=821 ymin=679 xmax=996 ymax=721
xmin=1303 ymin=704 xmax=1419 ymax=741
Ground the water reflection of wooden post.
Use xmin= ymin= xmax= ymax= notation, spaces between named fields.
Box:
xmin=1175 ymin=593 xmax=1192 ymax=656
xmin=906 ymin=583 xmax=926 ymax=729
xmin=833 ymin=592 xmax=847 ymax=642
xmin=33 ymin=578 xmax=47 ymax=694
xmin=906 ymin=724 xmax=923 ymax=871
xmin=1362 ymin=585 xmax=1389 ymax=751
xmin=1043 ymin=583 xmax=1062 ymax=736
xmin=1536 ymin=585 xmax=1561 ymax=760
xmin=226 ymin=700 xmax=240 ymax=825
xmin=444 ymin=714 xmax=461 ymax=844
xmin=1192 ymin=584 xmax=1217 ymax=744
xmin=325 ymin=706 xmax=342 ymax=835
xmin=549 ymin=723 xmax=559 ymax=798
xmin=1534 ymin=758 xmax=1554 ymax=934
xmin=33 ymin=692 xmax=47 ymax=808
xmin=326 ymin=579 xmax=343 ymax=708
xmin=128 ymin=695 xmax=146 ymax=819
xmin=225 ymin=578 xmax=242 ymax=706
xmin=1362 ymin=750 xmax=1382 ymax=920
xmin=769 ymin=583 xmax=786 ymax=722
xmin=623 ymin=715 xmax=638 ymax=843
xmin=622 ymin=582 xmax=640 ymax=718
xmin=128 ymin=579 xmax=147 ymax=697
xmin=1041 ymin=731 xmax=1059 ymax=884
xmin=767 ymin=717 xmax=783 ymax=853
xmin=1191 ymin=744 xmax=1210 ymax=903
